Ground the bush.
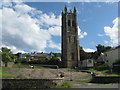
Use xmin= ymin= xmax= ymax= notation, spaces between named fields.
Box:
xmin=48 ymin=56 xmax=61 ymax=66
xmin=112 ymin=59 xmax=120 ymax=73
xmin=95 ymin=63 xmax=110 ymax=71
xmin=17 ymin=58 xmax=29 ymax=64
xmin=113 ymin=59 xmax=120 ymax=65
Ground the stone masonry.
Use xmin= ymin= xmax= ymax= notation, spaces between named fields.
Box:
xmin=61 ymin=6 xmax=80 ymax=68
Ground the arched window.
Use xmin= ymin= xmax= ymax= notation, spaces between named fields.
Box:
xmin=68 ymin=20 xmax=71 ymax=26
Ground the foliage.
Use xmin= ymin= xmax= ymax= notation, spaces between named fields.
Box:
xmin=95 ymin=63 xmax=110 ymax=71
xmin=53 ymin=53 xmax=61 ymax=57
xmin=79 ymin=46 xmax=93 ymax=60
xmin=1 ymin=47 xmax=12 ymax=61
xmin=113 ymin=59 xmax=120 ymax=65
xmin=48 ymin=56 xmax=61 ymax=65
xmin=2 ymin=52 xmax=11 ymax=63
xmin=20 ymin=56 xmax=62 ymax=66
xmin=96 ymin=44 xmax=112 ymax=56
xmin=1 ymin=47 xmax=15 ymax=67
xmin=17 ymin=58 xmax=29 ymax=64
xmin=15 ymin=52 xmax=22 ymax=58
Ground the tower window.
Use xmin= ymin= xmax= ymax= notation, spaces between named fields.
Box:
xmin=68 ymin=20 xmax=71 ymax=26
xmin=72 ymin=20 xmax=74 ymax=27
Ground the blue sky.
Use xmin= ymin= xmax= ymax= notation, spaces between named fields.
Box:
xmin=1 ymin=1 xmax=119 ymax=53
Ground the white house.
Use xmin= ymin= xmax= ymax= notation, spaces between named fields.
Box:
xmin=97 ymin=46 xmax=120 ymax=66
xmin=79 ymin=59 xmax=94 ymax=68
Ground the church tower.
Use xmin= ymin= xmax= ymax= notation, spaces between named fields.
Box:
xmin=61 ymin=6 xmax=80 ymax=68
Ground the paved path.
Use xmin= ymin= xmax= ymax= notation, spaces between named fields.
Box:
xmin=72 ymin=83 xmax=119 ymax=88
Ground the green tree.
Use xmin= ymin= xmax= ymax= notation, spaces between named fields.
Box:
xmin=96 ymin=44 xmax=112 ymax=55
xmin=94 ymin=44 xmax=112 ymax=60
xmin=1 ymin=47 xmax=13 ymax=67
xmin=113 ymin=59 xmax=120 ymax=65
xmin=49 ymin=56 xmax=61 ymax=65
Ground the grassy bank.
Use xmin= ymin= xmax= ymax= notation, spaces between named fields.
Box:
xmin=12 ymin=63 xmax=46 ymax=69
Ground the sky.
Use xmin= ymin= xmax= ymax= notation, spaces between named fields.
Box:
xmin=0 ymin=0 xmax=119 ymax=53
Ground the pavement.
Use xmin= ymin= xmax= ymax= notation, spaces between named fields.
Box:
xmin=72 ymin=83 xmax=119 ymax=88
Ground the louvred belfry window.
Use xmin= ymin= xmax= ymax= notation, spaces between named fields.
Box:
xmin=68 ymin=20 xmax=70 ymax=26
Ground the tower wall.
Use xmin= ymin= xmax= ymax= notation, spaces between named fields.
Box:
xmin=61 ymin=6 xmax=80 ymax=68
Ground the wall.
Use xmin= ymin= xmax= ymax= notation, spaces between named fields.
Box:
xmin=98 ymin=47 xmax=120 ymax=66
xmin=2 ymin=79 xmax=63 ymax=89
xmin=80 ymin=59 xmax=94 ymax=68
xmin=91 ymin=76 xmax=120 ymax=83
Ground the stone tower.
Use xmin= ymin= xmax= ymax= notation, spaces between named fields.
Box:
xmin=61 ymin=6 xmax=80 ymax=68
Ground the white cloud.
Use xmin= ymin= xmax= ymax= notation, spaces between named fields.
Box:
xmin=104 ymin=40 xmax=109 ymax=44
xmin=2 ymin=7 xmax=51 ymax=53
xmin=104 ymin=17 xmax=119 ymax=47
xmin=1 ymin=2 xmax=88 ymax=53
xmin=40 ymin=13 xmax=61 ymax=26
xmin=67 ymin=0 xmax=71 ymax=4
xmin=83 ymin=48 xmax=96 ymax=52
xmin=48 ymin=26 xmax=61 ymax=36
xmin=2 ymin=0 xmax=13 ymax=7
xmin=97 ymin=33 xmax=104 ymax=37
xmin=48 ymin=40 xmax=61 ymax=50
xmin=78 ymin=26 xmax=87 ymax=39
xmin=14 ymin=4 xmax=35 ymax=14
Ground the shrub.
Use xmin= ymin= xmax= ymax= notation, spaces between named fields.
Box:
xmin=113 ymin=59 xmax=120 ymax=65
xmin=95 ymin=63 xmax=110 ymax=71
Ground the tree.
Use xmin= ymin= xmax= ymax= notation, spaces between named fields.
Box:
xmin=1 ymin=47 xmax=13 ymax=67
xmin=49 ymin=56 xmax=61 ymax=65
xmin=96 ymin=44 xmax=112 ymax=55
xmin=79 ymin=46 xmax=93 ymax=60
xmin=96 ymin=44 xmax=112 ymax=58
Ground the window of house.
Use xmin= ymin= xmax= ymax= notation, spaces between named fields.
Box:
xmin=88 ymin=60 xmax=92 ymax=63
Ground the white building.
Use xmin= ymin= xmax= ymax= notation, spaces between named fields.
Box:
xmin=79 ymin=59 xmax=94 ymax=68
xmin=97 ymin=46 xmax=120 ymax=66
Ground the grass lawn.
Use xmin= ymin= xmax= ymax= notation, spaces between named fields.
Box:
xmin=0 ymin=67 xmax=17 ymax=78
xmin=0 ymin=63 xmax=49 ymax=79
xmin=12 ymin=63 xmax=47 ymax=69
